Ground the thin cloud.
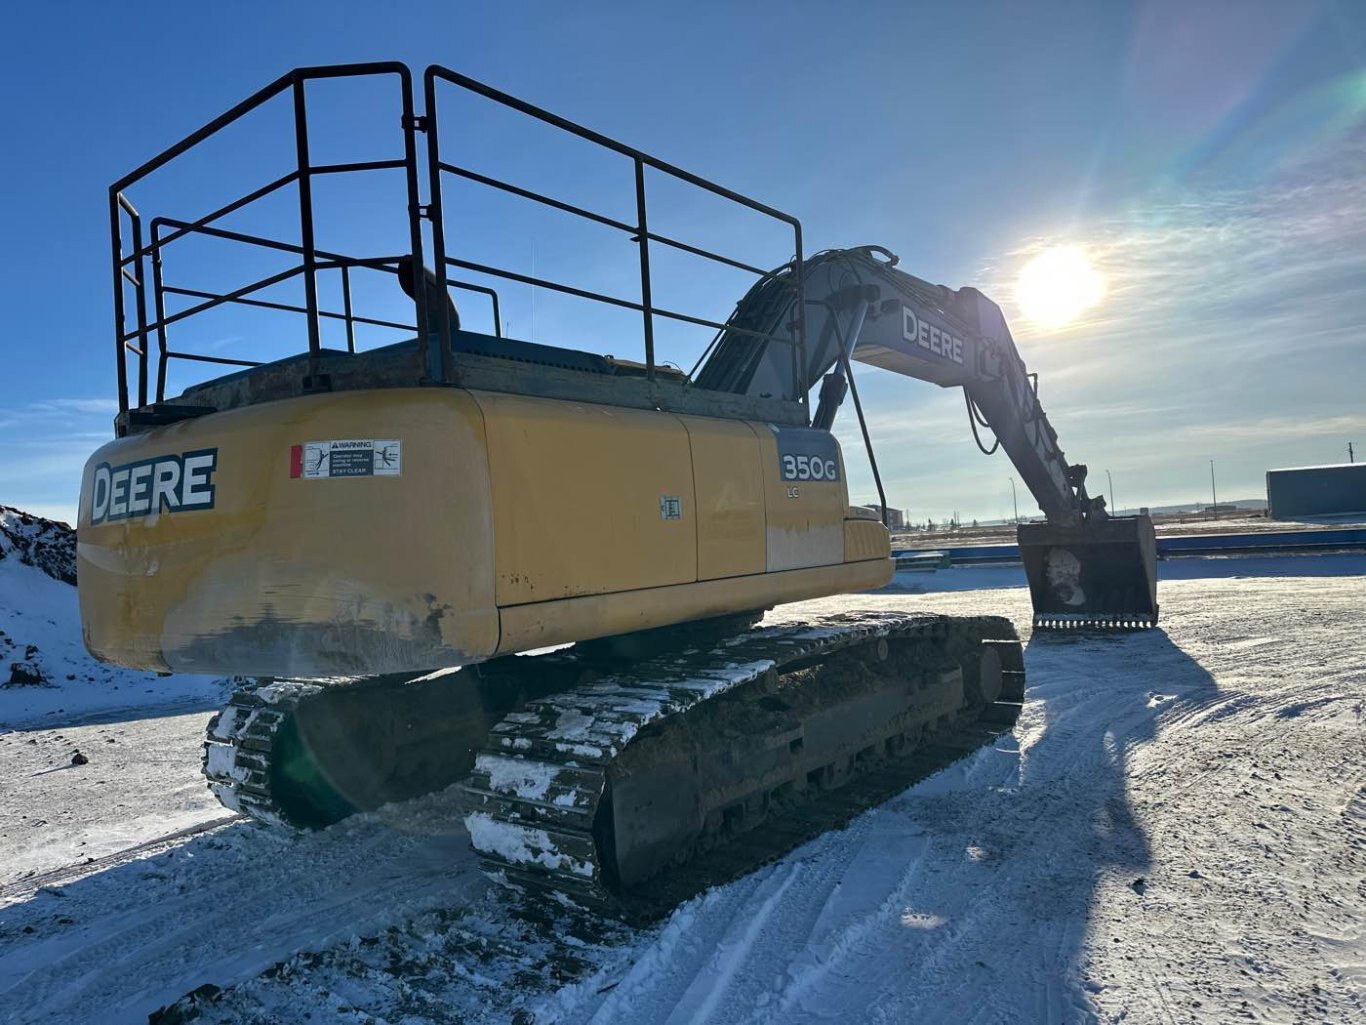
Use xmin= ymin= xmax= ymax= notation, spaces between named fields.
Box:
xmin=1180 ymin=413 xmax=1366 ymax=443
xmin=25 ymin=398 xmax=120 ymax=415
xmin=838 ymin=132 xmax=1366 ymax=519
xmin=0 ymin=401 xmax=118 ymax=517
xmin=986 ymin=131 xmax=1366 ymax=357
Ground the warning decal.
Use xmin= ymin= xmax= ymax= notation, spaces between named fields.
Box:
xmin=290 ymin=440 xmax=402 ymax=480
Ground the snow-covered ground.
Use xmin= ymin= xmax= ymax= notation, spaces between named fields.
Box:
xmin=2 ymin=533 xmax=1364 ymax=1023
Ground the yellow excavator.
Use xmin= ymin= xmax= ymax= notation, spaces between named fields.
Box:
xmin=78 ymin=63 xmax=1157 ymax=915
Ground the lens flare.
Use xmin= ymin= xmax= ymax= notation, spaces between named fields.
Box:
xmin=1015 ymin=245 xmax=1105 ymax=328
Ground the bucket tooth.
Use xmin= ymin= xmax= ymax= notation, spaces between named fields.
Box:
xmin=1019 ymin=515 xmax=1158 ymax=630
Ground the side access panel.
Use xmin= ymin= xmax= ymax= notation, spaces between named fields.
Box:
xmin=472 ymin=391 xmax=698 ymax=605
xmin=756 ymin=425 xmax=847 ymax=572
xmin=679 ymin=416 xmax=766 ymax=581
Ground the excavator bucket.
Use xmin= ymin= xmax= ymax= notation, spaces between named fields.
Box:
xmin=1018 ymin=515 xmax=1159 ymax=629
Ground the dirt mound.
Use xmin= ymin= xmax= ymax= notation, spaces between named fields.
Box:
xmin=0 ymin=506 xmax=77 ymax=585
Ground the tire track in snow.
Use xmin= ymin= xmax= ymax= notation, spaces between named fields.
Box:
xmin=661 ymin=862 xmax=803 ymax=1025
xmin=0 ymin=814 xmax=240 ymax=907
xmin=765 ymin=750 xmax=1024 ymax=1022
xmin=852 ymin=680 xmax=1151 ymax=1025
xmin=0 ymin=790 xmax=486 ymax=1024
xmin=587 ymin=818 xmax=882 ymax=1024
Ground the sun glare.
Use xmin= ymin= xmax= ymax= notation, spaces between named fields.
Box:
xmin=1015 ymin=245 xmax=1105 ymax=329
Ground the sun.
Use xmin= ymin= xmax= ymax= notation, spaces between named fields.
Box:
xmin=1015 ymin=245 xmax=1105 ymax=328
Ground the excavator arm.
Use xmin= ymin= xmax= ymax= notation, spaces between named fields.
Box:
xmin=698 ymin=245 xmax=1159 ymax=627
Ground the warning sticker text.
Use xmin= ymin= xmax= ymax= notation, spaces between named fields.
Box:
xmin=291 ymin=439 xmax=402 ymax=480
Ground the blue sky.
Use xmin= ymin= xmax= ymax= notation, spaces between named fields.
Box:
xmin=1 ymin=1 xmax=1363 ymax=525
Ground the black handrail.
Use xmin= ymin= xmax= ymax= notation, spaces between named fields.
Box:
xmin=110 ymin=61 xmax=809 ymax=422
xmin=110 ymin=63 xmax=412 ymax=195
xmin=423 ymin=64 xmax=809 ymax=411
xmin=161 ymin=284 xmax=415 ymax=333
xmin=123 ymin=171 xmax=299 ymax=266
xmin=110 ymin=62 xmax=423 ymax=413
xmin=145 ymin=215 xmax=502 ymax=376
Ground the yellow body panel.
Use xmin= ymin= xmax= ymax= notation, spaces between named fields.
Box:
xmin=78 ymin=388 xmax=893 ymax=677
xmin=474 ymin=391 xmax=697 ymax=605
xmin=678 ymin=415 xmax=766 ymax=580
xmin=755 ymin=426 xmax=846 ymax=571
xmin=78 ymin=390 xmax=500 ymax=676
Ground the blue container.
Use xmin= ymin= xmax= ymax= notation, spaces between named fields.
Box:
xmin=1266 ymin=464 xmax=1366 ymax=519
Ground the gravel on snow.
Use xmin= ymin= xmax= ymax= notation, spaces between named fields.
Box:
xmin=0 ymin=712 xmax=226 ymax=886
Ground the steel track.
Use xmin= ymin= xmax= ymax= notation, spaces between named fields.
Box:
xmin=464 ymin=610 xmax=1024 ymax=919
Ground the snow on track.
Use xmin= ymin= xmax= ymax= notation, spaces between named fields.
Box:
xmin=2 ymin=556 xmax=1364 ymax=1024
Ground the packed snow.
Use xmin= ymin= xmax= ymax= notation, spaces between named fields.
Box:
xmin=1 ymin=510 xmax=1363 ymax=1024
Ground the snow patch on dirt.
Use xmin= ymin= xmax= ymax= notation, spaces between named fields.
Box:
xmin=0 ymin=505 xmax=76 ymax=585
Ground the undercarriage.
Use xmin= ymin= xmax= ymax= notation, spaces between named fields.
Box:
xmin=205 ymin=610 xmax=1023 ymax=917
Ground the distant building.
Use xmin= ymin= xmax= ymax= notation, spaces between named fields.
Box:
xmin=855 ymin=504 xmax=907 ymax=530
xmin=1266 ymin=463 xmax=1366 ymax=519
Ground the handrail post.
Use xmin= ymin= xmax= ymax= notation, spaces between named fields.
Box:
xmin=633 ymin=157 xmax=655 ymax=382
xmin=292 ymin=78 xmax=322 ymax=363
xmin=419 ymin=68 xmax=449 ymax=383
xmin=129 ymin=210 xmax=150 ymax=408
xmin=151 ymin=221 xmax=170 ymax=402
xmin=109 ymin=191 xmax=129 ymax=415
xmin=341 ymin=264 xmax=356 ymax=353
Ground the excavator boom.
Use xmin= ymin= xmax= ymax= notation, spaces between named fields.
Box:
xmin=698 ymin=245 xmax=1159 ymax=627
